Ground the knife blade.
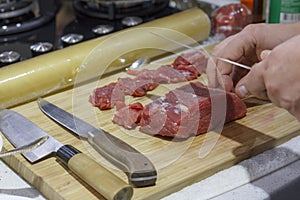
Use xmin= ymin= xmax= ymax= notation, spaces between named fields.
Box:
xmin=0 ymin=109 xmax=133 ymax=200
xmin=150 ymin=32 xmax=252 ymax=71
xmin=37 ymin=98 xmax=157 ymax=188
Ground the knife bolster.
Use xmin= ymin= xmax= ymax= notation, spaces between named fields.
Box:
xmin=56 ymin=145 xmax=81 ymax=165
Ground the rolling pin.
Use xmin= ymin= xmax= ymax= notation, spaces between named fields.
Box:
xmin=0 ymin=8 xmax=211 ymax=108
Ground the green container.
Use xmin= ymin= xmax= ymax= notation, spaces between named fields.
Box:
xmin=268 ymin=0 xmax=300 ymax=23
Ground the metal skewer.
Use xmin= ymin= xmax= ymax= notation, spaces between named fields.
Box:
xmin=150 ymin=32 xmax=252 ymax=71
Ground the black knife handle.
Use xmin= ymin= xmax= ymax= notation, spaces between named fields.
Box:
xmin=88 ymin=131 xmax=157 ymax=187
xmin=57 ymin=145 xmax=133 ymax=200
xmin=56 ymin=145 xmax=80 ymax=165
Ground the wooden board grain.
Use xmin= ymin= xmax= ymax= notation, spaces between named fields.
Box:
xmin=1 ymin=53 xmax=300 ymax=200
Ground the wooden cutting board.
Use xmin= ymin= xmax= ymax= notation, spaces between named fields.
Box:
xmin=1 ymin=53 xmax=300 ymax=200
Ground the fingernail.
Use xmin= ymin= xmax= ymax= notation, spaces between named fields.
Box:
xmin=260 ymin=50 xmax=271 ymax=60
xmin=238 ymin=85 xmax=249 ymax=97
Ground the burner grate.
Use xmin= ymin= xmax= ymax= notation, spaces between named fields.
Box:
xmin=74 ymin=0 xmax=170 ymax=20
xmin=0 ymin=0 xmax=58 ymax=35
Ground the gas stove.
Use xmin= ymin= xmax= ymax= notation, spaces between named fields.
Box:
xmin=0 ymin=0 xmax=179 ymax=67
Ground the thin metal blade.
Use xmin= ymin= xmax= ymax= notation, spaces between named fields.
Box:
xmin=0 ymin=109 xmax=62 ymax=163
xmin=38 ymin=98 xmax=97 ymax=139
xmin=150 ymin=32 xmax=252 ymax=71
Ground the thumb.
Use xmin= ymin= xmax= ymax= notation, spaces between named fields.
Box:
xmin=235 ymin=62 xmax=269 ymax=100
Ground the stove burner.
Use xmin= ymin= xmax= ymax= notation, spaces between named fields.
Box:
xmin=0 ymin=0 xmax=57 ymax=35
xmin=0 ymin=0 xmax=179 ymax=67
xmin=0 ymin=0 xmax=34 ymax=19
xmin=74 ymin=0 xmax=170 ymax=20
xmin=64 ymin=0 xmax=177 ymax=43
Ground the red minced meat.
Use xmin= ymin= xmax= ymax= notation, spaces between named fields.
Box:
xmin=139 ymin=82 xmax=247 ymax=138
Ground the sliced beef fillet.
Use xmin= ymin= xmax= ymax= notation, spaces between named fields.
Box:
xmin=117 ymin=77 xmax=159 ymax=97
xmin=127 ymin=65 xmax=198 ymax=83
xmin=90 ymin=51 xmax=208 ymax=110
xmin=89 ymin=77 xmax=158 ymax=110
xmin=127 ymin=51 xmax=208 ymax=82
xmin=173 ymin=51 xmax=208 ymax=74
xmin=89 ymin=82 xmax=124 ymax=110
xmin=139 ymin=82 xmax=247 ymax=138
xmin=113 ymin=102 xmax=144 ymax=129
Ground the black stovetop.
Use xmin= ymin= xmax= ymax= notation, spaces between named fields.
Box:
xmin=0 ymin=0 xmax=178 ymax=66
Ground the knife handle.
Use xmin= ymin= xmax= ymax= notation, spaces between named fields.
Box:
xmin=57 ymin=145 xmax=133 ymax=200
xmin=88 ymin=131 xmax=157 ymax=188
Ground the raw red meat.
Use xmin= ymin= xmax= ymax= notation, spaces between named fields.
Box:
xmin=117 ymin=77 xmax=159 ymax=97
xmin=212 ymin=3 xmax=252 ymax=37
xmin=89 ymin=82 xmax=124 ymax=110
xmin=89 ymin=77 xmax=158 ymax=110
xmin=90 ymin=51 xmax=208 ymax=110
xmin=127 ymin=65 xmax=197 ymax=83
xmin=127 ymin=52 xmax=208 ymax=82
xmin=139 ymin=82 xmax=247 ymax=138
xmin=173 ymin=51 xmax=207 ymax=74
xmin=113 ymin=102 xmax=144 ymax=129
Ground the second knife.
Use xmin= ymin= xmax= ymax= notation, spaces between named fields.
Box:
xmin=37 ymin=98 xmax=157 ymax=187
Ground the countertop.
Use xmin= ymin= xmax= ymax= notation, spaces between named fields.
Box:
xmin=0 ymin=135 xmax=299 ymax=200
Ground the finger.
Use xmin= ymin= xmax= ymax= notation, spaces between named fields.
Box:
xmin=213 ymin=35 xmax=236 ymax=75
xmin=221 ymin=74 xmax=234 ymax=92
xmin=206 ymin=56 xmax=234 ymax=91
xmin=206 ymin=57 xmax=218 ymax=88
xmin=235 ymin=62 xmax=269 ymax=100
xmin=207 ymin=36 xmax=236 ymax=88
xmin=230 ymin=66 xmax=249 ymax=87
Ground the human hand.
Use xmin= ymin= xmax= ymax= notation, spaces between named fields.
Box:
xmin=207 ymin=22 xmax=300 ymax=92
xmin=235 ymin=35 xmax=300 ymax=121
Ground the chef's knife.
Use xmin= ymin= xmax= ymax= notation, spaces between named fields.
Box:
xmin=0 ymin=109 xmax=133 ymax=200
xmin=37 ymin=98 xmax=157 ymax=188
xmin=151 ymin=32 xmax=252 ymax=71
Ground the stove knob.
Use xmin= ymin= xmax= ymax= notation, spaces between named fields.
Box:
xmin=61 ymin=33 xmax=84 ymax=47
xmin=121 ymin=16 xmax=143 ymax=27
xmin=30 ymin=42 xmax=53 ymax=56
xmin=92 ymin=25 xmax=114 ymax=36
xmin=0 ymin=51 xmax=20 ymax=66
